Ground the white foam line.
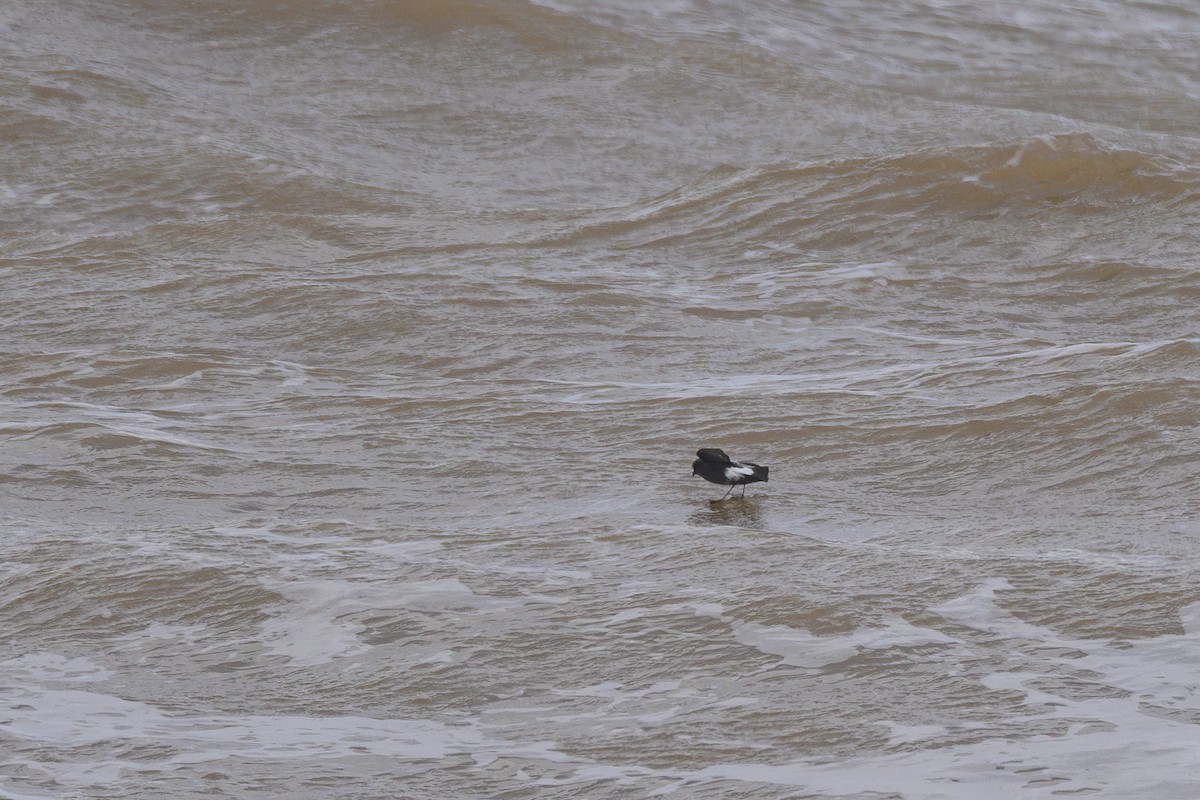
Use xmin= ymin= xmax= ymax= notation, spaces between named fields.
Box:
xmin=650 ymin=730 xmax=1200 ymax=798
xmin=257 ymin=577 xmax=524 ymax=666
xmin=524 ymin=338 xmax=1194 ymax=405
xmin=5 ymin=400 xmax=238 ymax=452
xmin=731 ymin=617 xmax=961 ymax=669
xmin=0 ymin=684 xmax=481 ymax=760
xmin=1 ymin=653 xmax=113 ymax=684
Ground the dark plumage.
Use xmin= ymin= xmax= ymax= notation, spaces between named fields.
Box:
xmin=691 ymin=448 xmax=769 ymax=499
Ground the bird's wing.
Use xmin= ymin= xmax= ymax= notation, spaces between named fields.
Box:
xmin=696 ymin=448 xmax=731 ymax=463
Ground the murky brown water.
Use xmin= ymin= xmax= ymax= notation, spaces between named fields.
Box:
xmin=5 ymin=1 xmax=1200 ymax=797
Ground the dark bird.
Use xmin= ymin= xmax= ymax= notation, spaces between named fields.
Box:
xmin=691 ymin=448 xmax=769 ymax=500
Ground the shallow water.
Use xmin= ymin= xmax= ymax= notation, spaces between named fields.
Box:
xmin=5 ymin=1 xmax=1200 ymax=797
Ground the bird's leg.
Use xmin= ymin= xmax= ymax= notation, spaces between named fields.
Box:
xmin=720 ymin=484 xmax=736 ymax=500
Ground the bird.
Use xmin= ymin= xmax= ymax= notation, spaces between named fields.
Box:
xmin=691 ymin=448 xmax=769 ymax=500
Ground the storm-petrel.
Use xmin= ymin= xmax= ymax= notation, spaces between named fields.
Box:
xmin=691 ymin=448 xmax=769 ymax=499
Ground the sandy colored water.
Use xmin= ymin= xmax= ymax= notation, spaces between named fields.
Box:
xmin=5 ymin=1 xmax=1200 ymax=797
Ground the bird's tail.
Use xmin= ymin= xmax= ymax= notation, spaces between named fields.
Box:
xmin=752 ymin=465 xmax=769 ymax=483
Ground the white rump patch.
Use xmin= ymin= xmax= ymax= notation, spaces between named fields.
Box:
xmin=725 ymin=465 xmax=754 ymax=480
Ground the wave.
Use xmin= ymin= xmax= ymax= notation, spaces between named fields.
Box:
xmin=554 ymin=133 xmax=1200 ymax=257
xmin=519 ymin=338 xmax=1200 ymax=403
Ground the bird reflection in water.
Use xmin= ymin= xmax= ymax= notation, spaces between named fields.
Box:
xmin=688 ymin=496 xmax=767 ymax=529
